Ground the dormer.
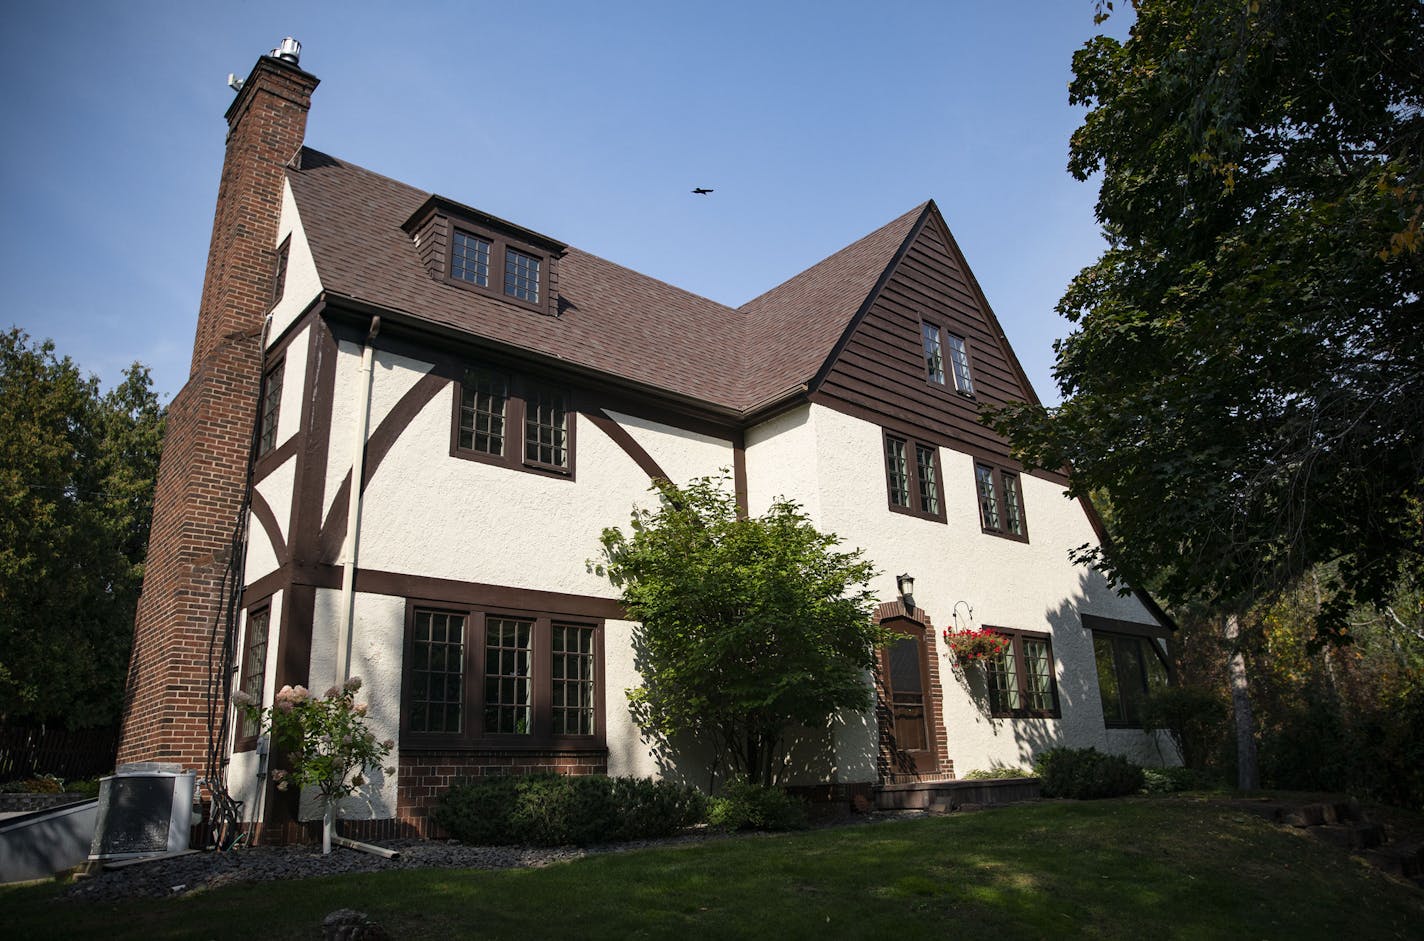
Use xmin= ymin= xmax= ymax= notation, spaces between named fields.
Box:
xmin=403 ymin=195 xmax=567 ymax=317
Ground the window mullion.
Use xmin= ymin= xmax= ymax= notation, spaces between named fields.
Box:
xmin=534 ymin=616 xmax=553 ymax=739
xmin=470 ymin=610 xmax=486 ymax=739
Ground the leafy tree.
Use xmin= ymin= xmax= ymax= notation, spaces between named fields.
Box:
xmin=594 ymin=477 xmax=886 ymax=787
xmin=0 ymin=329 xmax=165 ymax=728
xmin=986 ymin=1 xmax=1423 ymax=786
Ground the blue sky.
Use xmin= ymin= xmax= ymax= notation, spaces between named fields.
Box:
xmin=0 ymin=1 xmax=1128 ymax=406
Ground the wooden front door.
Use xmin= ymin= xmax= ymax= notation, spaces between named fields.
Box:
xmin=880 ymin=623 xmax=936 ymax=775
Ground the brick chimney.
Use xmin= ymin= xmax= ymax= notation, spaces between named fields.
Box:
xmin=117 ymin=43 xmax=319 ymax=770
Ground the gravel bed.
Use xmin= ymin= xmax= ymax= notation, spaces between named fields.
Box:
xmin=62 ymin=831 xmax=726 ymax=903
xmin=61 ymin=813 xmax=926 ymax=903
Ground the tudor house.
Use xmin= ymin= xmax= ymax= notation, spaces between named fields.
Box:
xmin=118 ymin=43 xmax=1173 ymax=837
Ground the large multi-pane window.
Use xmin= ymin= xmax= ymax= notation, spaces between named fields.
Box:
xmin=409 ymin=609 xmax=466 ymax=734
xmin=552 ymin=624 xmax=596 ymax=735
xmin=236 ymin=607 xmax=270 ymax=742
xmin=884 ymin=431 xmax=945 ymax=522
xmin=454 ymin=366 xmax=573 ymax=477
xmin=983 ymin=628 xmax=1060 ymax=718
xmin=1093 ymin=632 xmax=1170 ymax=727
xmin=975 ymin=463 xmax=1028 ymax=540
xmin=258 ymin=360 xmax=283 ymax=457
xmin=403 ymin=605 xmax=603 ymax=747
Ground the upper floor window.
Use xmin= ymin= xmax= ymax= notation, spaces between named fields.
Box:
xmin=257 ymin=359 xmax=284 ymax=457
xmin=403 ymin=603 xmax=602 ymax=748
xmin=505 ymin=248 xmax=541 ymax=303
xmin=452 ymin=231 xmax=492 ymax=287
xmin=922 ymin=323 xmax=947 ymax=385
xmin=984 ymin=627 xmax=1059 ymax=718
xmin=947 ymin=334 xmax=974 ymax=394
xmin=884 ymin=431 xmax=945 ymax=522
xmin=453 ymin=365 xmax=573 ymax=478
xmin=975 ymin=463 xmax=1027 ymax=541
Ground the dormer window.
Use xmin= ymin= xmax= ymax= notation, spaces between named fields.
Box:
xmin=452 ymin=231 xmax=491 ymax=287
xmin=505 ymin=248 xmax=540 ymax=303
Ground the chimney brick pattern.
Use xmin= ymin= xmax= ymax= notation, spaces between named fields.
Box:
xmin=117 ymin=55 xmax=318 ymax=770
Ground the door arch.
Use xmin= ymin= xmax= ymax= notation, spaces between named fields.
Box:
xmin=874 ymin=602 xmax=948 ymax=782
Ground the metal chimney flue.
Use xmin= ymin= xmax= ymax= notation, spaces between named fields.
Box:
xmin=271 ymin=37 xmax=301 ymax=64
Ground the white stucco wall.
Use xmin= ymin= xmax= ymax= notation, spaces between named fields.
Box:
xmin=227 ymin=591 xmax=284 ymax=822
xmin=267 ymin=182 xmax=323 ymax=342
xmin=602 ymin=409 xmax=735 ymax=489
xmin=273 ymin=325 xmax=310 ymax=445
xmin=745 ymin=403 xmax=1173 ymax=779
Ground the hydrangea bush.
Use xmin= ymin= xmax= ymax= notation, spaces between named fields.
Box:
xmin=234 ymin=676 xmax=393 ymax=853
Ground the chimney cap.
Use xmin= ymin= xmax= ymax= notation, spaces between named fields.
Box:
xmin=270 ymin=37 xmax=302 ymax=64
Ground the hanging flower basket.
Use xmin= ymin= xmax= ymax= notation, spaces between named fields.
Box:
xmin=943 ymin=628 xmax=1009 ymax=664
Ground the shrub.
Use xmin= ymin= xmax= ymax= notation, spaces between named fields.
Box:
xmin=1034 ymin=747 xmax=1144 ymax=799
xmin=960 ymin=766 xmax=1033 ymax=780
xmin=1141 ymin=766 xmax=1224 ymax=794
xmin=1139 ymin=685 xmax=1227 ymax=770
xmin=705 ymin=778 xmax=808 ymax=831
xmin=433 ymin=773 xmax=705 ymax=846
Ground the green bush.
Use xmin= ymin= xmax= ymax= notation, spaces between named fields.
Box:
xmin=960 ymin=766 xmax=1033 ymax=780
xmin=432 ymin=773 xmax=706 ymax=846
xmin=1034 ymin=747 xmax=1144 ymax=799
xmin=1141 ymin=766 xmax=1224 ymax=794
xmin=705 ymin=778 xmax=808 ymax=831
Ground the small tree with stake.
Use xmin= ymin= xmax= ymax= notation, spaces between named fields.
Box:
xmin=593 ymin=476 xmax=888 ymax=788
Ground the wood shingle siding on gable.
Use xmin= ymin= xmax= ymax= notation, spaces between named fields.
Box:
xmin=812 ymin=210 xmax=1057 ymax=478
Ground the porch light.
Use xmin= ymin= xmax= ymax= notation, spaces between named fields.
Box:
xmin=896 ymin=573 xmax=915 ymax=602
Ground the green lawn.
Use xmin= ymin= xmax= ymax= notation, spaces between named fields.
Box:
xmin=5 ymin=798 xmax=1420 ymax=940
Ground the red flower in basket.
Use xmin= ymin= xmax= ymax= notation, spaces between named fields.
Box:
xmin=943 ymin=628 xmax=1010 ymax=664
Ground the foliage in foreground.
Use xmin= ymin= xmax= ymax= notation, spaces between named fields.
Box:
xmin=0 ymin=328 xmax=165 ymax=728
xmin=594 ymin=476 xmax=886 ymax=786
xmin=6 ymin=800 xmax=1423 ymax=941
xmin=986 ymin=0 xmax=1424 ymax=633
xmin=432 ymin=773 xmax=707 ymax=846
xmin=1034 ymin=746 xmax=1144 ymax=799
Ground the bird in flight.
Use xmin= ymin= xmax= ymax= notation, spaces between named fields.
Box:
xmin=692 ymin=187 xmax=713 ymax=195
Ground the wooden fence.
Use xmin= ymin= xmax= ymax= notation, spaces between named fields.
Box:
xmin=0 ymin=723 xmax=119 ymax=782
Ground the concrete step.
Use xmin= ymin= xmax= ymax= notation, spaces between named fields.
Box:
xmin=1284 ymin=800 xmax=1364 ymax=828
xmin=1362 ymin=841 xmax=1424 ymax=880
xmin=1311 ymin=822 xmax=1387 ymax=851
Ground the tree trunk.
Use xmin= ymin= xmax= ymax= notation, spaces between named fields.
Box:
xmin=322 ymin=802 xmax=334 ymax=855
xmin=1223 ymin=611 xmax=1259 ymax=790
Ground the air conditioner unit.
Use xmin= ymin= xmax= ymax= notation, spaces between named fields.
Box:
xmin=89 ymin=768 xmax=196 ymax=861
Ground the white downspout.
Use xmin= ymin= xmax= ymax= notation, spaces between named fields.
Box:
xmin=335 ymin=316 xmax=380 ymax=687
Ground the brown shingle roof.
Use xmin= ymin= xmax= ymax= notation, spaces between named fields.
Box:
xmin=286 ymin=148 xmax=921 ymax=413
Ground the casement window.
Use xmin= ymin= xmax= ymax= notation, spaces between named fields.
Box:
xmin=452 ymin=366 xmax=573 ymax=477
xmin=983 ymin=628 xmax=1060 ymax=718
xmin=946 ymin=334 xmax=974 ymax=395
xmin=271 ymin=237 xmax=290 ymax=307
xmin=922 ymin=320 xmax=975 ymax=396
xmin=974 ymin=463 xmax=1027 ymax=541
xmin=1093 ymin=632 xmax=1170 ymax=727
xmin=235 ymin=607 xmax=271 ymax=745
xmin=447 ymin=225 xmax=549 ymax=313
xmin=257 ymin=359 xmax=284 ymax=457
xmin=883 ymin=431 xmax=945 ymax=522
xmin=402 ymin=604 xmax=603 ymax=748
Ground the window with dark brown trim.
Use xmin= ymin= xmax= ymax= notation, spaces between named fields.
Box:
xmin=921 ymin=319 xmax=974 ymax=396
xmin=402 ymin=603 xmax=604 ymax=749
xmin=446 ymin=224 xmax=550 ymax=314
xmin=1093 ymin=632 xmax=1170 ymax=727
xmin=452 ymin=366 xmax=574 ymax=478
xmin=257 ymin=359 xmax=284 ymax=457
xmin=974 ymin=463 xmax=1028 ymax=541
xmin=235 ymin=606 xmax=271 ymax=746
xmin=271 ymin=237 xmax=290 ymax=307
xmin=884 ymin=431 xmax=945 ymax=522
xmin=983 ymin=627 xmax=1059 ymax=718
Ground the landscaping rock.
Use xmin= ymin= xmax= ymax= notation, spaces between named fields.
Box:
xmin=323 ymin=908 xmax=392 ymax=941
